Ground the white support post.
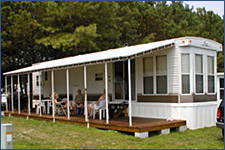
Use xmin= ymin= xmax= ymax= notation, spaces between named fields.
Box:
xmin=105 ymin=63 xmax=109 ymax=124
xmin=11 ymin=76 xmax=14 ymax=113
xmin=123 ymin=62 xmax=126 ymax=99
xmin=84 ymin=65 xmax=88 ymax=122
xmin=178 ymin=50 xmax=181 ymax=103
xmin=51 ymin=70 xmax=55 ymax=119
xmin=128 ymin=59 xmax=132 ymax=126
xmin=27 ymin=73 xmax=31 ymax=115
xmin=66 ymin=69 xmax=70 ymax=120
xmin=17 ymin=75 xmax=21 ymax=114
xmin=5 ymin=76 xmax=8 ymax=112
xmin=39 ymin=72 xmax=42 ymax=116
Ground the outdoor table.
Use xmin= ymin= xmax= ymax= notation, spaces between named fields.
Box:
xmin=109 ymin=101 xmax=128 ymax=118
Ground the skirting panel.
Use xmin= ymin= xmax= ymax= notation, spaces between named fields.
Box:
xmin=131 ymin=101 xmax=218 ymax=129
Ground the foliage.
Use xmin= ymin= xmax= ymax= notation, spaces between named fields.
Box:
xmin=1 ymin=1 xmax=224 ymax=87
xmin=1 ymin=116 xmax=224 ymax=149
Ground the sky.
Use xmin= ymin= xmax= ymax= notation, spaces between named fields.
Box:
xmin=167 ymin=1 xmax=224 ymax=17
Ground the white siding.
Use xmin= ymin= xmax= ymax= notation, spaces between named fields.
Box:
xmin=132 ymin=101 xmax=217 ymax=129
xmin=54 ymin=69 xmax=66 ymax=95
xmin=68 ymin=67 xmax=84 ymax=98
xmin=39 ymin=63 xmax=113 ymax=99
xmin=168 ymin=46 xmax=179 ymax=94
xmin=43 ymin=71 xmax=51 ymax=97
xmin=135 ymin=57 xmax=143 ymax=94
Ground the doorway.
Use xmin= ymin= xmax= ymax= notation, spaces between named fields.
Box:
xmin=114 ymin=60 xmax=135 ymax=100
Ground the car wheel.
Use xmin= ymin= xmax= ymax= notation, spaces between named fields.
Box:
xmin=222 ymin=129 xmax=224 ymax=137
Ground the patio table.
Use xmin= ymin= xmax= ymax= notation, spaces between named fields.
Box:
xmin=109 ymin=101 xmax=128 ymax=118
xmin=42 ymin=99 xmax=52 ymax=114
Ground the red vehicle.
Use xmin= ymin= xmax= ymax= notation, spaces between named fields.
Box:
xmin=216 ymin=99 xmax=224 ymax=137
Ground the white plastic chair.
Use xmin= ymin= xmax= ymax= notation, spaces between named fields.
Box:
xmin=36 ymin=101 xmax=46 ymax=114
xmin=99 ymin=107 xmax=106 ymax=120
xmin=93 ymin=105 xmax=106 ymax=120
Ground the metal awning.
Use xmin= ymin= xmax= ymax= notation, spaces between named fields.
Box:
xmin=4 ymin=36 xmax=222 ymax=76
xmin=4 ymin=39 xmax=175 ymax=76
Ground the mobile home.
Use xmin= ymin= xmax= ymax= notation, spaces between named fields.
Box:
xmin=4 ymin=37 xmax=223 ymax=130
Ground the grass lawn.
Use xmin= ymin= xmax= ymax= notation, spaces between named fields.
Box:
xmin=1 ymin=116 xmax=224 ymax=149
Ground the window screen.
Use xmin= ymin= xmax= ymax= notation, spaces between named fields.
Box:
xmin=156 ymin=56 xmax=167 ymax=94
xmin=143 ymin=57 xmax=154 ymax=94
xmin=196 ymin=75 xmax=203 ymax=93
xmin=181 ymin=54 xmax=190 ymax=94
xmin=207 ymin=56 xmax=214 ymax=93
xmin=195 ymin=54 xmax=203 ymax=93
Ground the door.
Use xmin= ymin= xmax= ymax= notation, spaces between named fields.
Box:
xmin=114 ymin=61 xmax=124 ymax=99
xmin=114 ymin=60 xmax=135 ymax=100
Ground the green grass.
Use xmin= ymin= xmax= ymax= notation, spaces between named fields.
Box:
xmin=1 ymin=116 xmax=224 ymax=149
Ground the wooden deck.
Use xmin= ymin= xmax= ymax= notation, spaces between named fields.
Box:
xmin=4 ymin=111 xmax=186 ymax=133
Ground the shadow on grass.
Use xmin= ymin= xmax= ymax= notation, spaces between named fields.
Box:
xmin=217 ymin=137 xmax=224 ymax=142
xmin=95 ymin=128 xmax=135 ymax=137
xmin=96 ymin=127 xmax=181 ymax=138
xmin=148 ymin=130 xmax=161 ymax=137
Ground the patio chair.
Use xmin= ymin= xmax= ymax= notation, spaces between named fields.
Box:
xmin=36 ymin=101 xmax=46 ymax=114
xmin=93 ymin=105 xmax=106 ymax=120
xmin=55 ymin=104 xmax=67 ymax=116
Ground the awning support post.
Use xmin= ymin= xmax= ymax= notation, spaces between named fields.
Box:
xmin=39 ymin=72 xmax=42 ymax=116
xmin=66 ymin=69 xmax=70 ymax=120
xmin=128 ymin=59 xmax=132 ymax=126
xmin=27 ymin=73 xmax=31 ymax=115
xmin=105 ymin=63 xmax=109 ymax=124
xmin=5 ymin=76 xmax=8 ymax=112
xmin=51 ymin=70 xmax=55 ymax=119
xmin=17 ymin=75 xmax=21 ymax=114
xmin=11 ymin=76 xmax=14 ymax=113
xmin=84 ymin=65 xmax=88 ymax=122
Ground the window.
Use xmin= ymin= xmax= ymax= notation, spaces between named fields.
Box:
xmin=181 ymin=54 xmax=190 ymax=94
xmin=36 ymin=76 xmax=39 ymax=86
xmin=45 ymin=72 xmax=48 ymax=81
xmin=207 ymin=56 xmax=215 ymax=93
xmin=156 ymin=56 xmax=167 ymax=94
xmin=220 ymin=78 xmax=224 ymax=100
xmin=143 ymin=57 xmax=154 ymax=94
xmin=195 ymin=54 xmax=203 ymax=93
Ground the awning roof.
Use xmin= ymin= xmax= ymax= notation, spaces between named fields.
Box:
xmin=3 ymin=36 xmax=222 ymax=76
xmin=4 ymin=39 xmax=175 ymax=76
